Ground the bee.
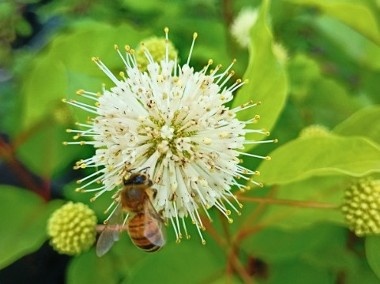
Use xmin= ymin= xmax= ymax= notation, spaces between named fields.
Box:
xmin=96 ymin=170 xmax=165 ymax=257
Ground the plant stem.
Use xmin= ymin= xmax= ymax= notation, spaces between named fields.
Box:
xmin=0 ymin=137 xmax=50 ymax=201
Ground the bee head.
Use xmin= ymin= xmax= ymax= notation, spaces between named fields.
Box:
xmin=123 ymin=173 xmax=153 ymax=186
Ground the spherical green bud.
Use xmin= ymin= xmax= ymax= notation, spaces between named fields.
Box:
xmin=299 ymin=124 xmax=330 ymax=139
xmin=135 ymin=37 xmax=178 ymax=72
xmin=47 ymin=202 xmax=97 ymax=255
xmin=341 ymin=178 xmax=380 ymax=236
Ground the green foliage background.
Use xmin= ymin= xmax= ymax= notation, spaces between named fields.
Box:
xmin=1 ymin=0 xmax=380 ymax=283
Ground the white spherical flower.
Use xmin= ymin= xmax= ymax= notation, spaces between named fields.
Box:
xmin=231 ymin=8 xmax=259 ymax=48
xmin=64 ymin=28 xmax=273 ymax=244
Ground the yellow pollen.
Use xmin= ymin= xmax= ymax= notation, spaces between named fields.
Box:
xmin=114 ymin=44 xmax=119 ymax=50
xmin=76 ymin=89 xmax=84 ymax=95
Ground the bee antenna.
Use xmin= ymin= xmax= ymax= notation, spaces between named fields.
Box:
xmin=130 ymin=167 xmax=150 ymax=174
xmin=140 ymin=166 xmax=150 ymax=173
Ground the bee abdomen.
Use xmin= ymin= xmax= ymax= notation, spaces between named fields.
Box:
xmin=128 ymin=213 xmax=164 ymax=252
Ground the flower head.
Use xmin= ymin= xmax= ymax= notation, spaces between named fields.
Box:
xmin=341 ymin=177 xmax=380 ymax=236
xmin=64 ymin=28 xmax=273 ymax=243
xmin=47 ymin=202 xmax=97 ymax=255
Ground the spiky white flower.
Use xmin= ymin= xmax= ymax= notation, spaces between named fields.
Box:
xmin=64 ymin=28 xmax=273 ymax=243
xmin=230 ymin=8 xmax=259 ymax=48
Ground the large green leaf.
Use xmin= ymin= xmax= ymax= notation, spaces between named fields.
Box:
xmin=365 ymin=235 xmax=380 ymax=281
xmin=21 ymin=55 xmax=67 ymax=130
xmin=333 ymin=106 xmax=380 ymax=144
xmin=67 ymin=249 xmax=120 ymax=284
xmin=242 ymin=223 xmax=343 ymax=262
xmin=127 ymin=241 xmax=223 ymax=284
xmin=0 ymin=186 xmax=63 ymax=269
xmin=288 ymin=0 xmax=380 ymax=46
xmin=232 ymin=0 xmax=288 ymax=149
xmin=244 ymin=175 xmax=345 ymax=231
xmin=16 ymin=118 xmax=84 ymax=178
xmin=21 ymin=21 xmax=151 ymax=130
xmin=258 ymin=136 xmax=380 ymax=185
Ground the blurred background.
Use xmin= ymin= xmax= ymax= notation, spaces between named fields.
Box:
xmin=1 ymin=0 xmax=380 ymax=283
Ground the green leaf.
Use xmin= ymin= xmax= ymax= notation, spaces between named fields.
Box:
xmin=242 ymin=223 xmax=343 ymax=262
xmin=251 ymin=176 xmax=344 ymax=230
xmin=232 ymin=0 xmax=288 ymax=149
xmin=333 ymin=106 xmax=380 ymax=144
xmin=288 ymin=0 xmax=380 ymax=46
xmin=16 ymin=119 xmax=84 ymax=178
xmin=0 ymin=186 xmax=63 ymax=269
xmin=365 ymin=235 xmax=380 ymax=280
xmin=258 ymin=136 xmax=380 ymax=185
xmin=315 ymin=15 xmax=380 ymax=70
xmin=21 ymin=55 xmax=67 ymax=130
xmin=128 ymin=241 xmax=223 ymax=284
xmin=67 ymin=249 xmax=120 ymax=284
xmin=21 ymin=21 xmax=151 ymax=129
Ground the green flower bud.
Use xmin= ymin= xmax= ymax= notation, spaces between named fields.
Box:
xmin=135 ymin=37 xmax=178 ymax=71
xmin=341 ymin=178 xmax=380 ymax=236
xmin=299 ymin=124 xmax=330 ymax=139
xmin=47 ymin=202 xmax=97 ymax=255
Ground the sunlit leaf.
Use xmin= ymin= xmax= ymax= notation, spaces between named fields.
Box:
xmin=21 ymin=55 xmax=67 ymax=130
xmin=333 ymin=106 xmax=380 ymax=144
xmin=288 ymin=0 xmax=380 ymax=46
xmin=232 ymin=0 xmax=288 ymax=149
xmin=0 ymin=186 xmax=63 ymax=269
xmin=258 ymin=136 xmax=380 ymax=185
xmin=315 ymin=16 xmax=380 ymax=70
xmin=21 ymin=21 xmax=151 ymax=129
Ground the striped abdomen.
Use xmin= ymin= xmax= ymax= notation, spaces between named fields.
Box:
xmin=128 ymin=213 xmax=165 ymax=252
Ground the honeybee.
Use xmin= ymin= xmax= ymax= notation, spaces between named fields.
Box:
xmin=96 ymin=171 xmax=165 ymax=257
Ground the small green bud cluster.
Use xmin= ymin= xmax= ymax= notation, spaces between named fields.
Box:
xmin=47 ymin=202 xmax=97 ymax=255
xmin=342 ymin=178 xmax=380 ymax=236
xmin=135 ymin=37 xmax=178 ymax=71
xmin=299 ymin=124 xmax=330 ymax=139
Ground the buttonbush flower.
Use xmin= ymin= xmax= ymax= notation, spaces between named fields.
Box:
xmin=47 ymin=202 xmax=97 ymax=255
xmin=341 ymin=177 xmax=380 ymax=236
xmin=64 ymin=28 xmax=273 ymax=243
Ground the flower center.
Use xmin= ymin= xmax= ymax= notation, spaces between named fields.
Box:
xmin=160 ymin=125 xmax=174 ymax=140
xmin=141 ymin=112 xmax=198 ymax=163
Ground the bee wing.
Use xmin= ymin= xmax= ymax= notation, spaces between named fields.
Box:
xmin=143 ymin=198 xmax=166 ymax=247
xmin=96 ymin=205 xmax=123 ymax=257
